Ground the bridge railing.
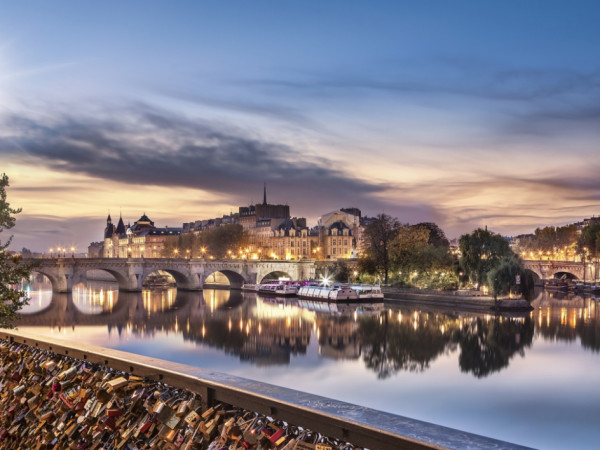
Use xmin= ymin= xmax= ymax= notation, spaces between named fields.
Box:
xmin=2 ymin=329 xmax=523 ymax=450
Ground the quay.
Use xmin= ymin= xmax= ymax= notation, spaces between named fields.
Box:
xmin=0 ymin=330 xmax=530 ymax=449
xmin=382 ymin=287 xmax=534 ymax=312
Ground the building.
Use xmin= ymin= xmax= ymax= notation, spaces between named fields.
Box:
xmin=317 ymin=209 xmax=362 ymax=259
xmin=101 ymin=212 xmax=181 ymax=258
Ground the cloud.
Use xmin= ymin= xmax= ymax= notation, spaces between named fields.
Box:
xmin=154 ymin=87 xmax=322 ymax=130
xmin=0 ymin=102 xmax=440 ymax=228
xmin=248 ymin=58 xmax=600 ymax=103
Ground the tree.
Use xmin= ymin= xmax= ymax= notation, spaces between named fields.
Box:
xmin=578 ymin=223 xmax=600 ymax=260
xmin=486 ymin=255 xmax=522 ymax=299
xmin=414 ymin=222 xmax=450 ymax=249
xmin=390 ymin=224 xmax=453 ymax=282
xmin=1 ymin=174 xmax=32 ymax=328
xmin=517 ymin=225 xmax=578 ymax=257
xmin=459 ymin=227 xmax=514 ymax=289
xmin=358 ymin=214 xmax=401 ymax=284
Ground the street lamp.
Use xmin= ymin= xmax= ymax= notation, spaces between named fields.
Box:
xmin=71 ymin=246 xmax=75 ymax=257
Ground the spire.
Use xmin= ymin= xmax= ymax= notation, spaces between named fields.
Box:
xmin=107 ymin=211 xmax=112 ymax=224
xmin=263 ymin=183 xmax=267 ymax=205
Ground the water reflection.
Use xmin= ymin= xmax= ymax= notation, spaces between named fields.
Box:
xmin=16 ymin=281 xmax=600 ymax=377
xmin=14 ymin=282 xmax=600 ymax=449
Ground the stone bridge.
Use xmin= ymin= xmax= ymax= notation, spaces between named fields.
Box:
xmin=522 ymin=259 xmax=598 ymax=282
xmin=28 ymin=257 xmax=316 ymax=293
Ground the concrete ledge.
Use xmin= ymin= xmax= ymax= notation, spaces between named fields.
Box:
xmin=383 ymin=288 xmax=533 ymax=312
xmin=1 ymin=329 xmax=530 ymax=449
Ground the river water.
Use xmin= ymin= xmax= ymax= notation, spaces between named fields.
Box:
xmin=15 ymin=280 xmax=600 ymax=449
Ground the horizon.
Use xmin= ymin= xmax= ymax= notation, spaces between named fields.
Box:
xmin=1 ymin=1 xmax=599 ymax=252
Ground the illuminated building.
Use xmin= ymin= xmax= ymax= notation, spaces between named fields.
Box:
xmin=100 ymin=212 xmax=181 ymax=258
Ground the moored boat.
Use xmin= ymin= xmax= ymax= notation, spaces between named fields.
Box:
xmin=143 ymin=274 xmax=176 ymax=288
xmin=241 ymin=283 xmax=260 ymax=292
xmin=258 ymin=280 xmax=299 ymax=296
xmin=545 ymin=278 xmax=571 ymax=291
xmin=297 ymin=285 xmax=358 ymax=301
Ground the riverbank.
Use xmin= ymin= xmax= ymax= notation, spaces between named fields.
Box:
xmin=382 ymin=287 xmax=533 ymax=312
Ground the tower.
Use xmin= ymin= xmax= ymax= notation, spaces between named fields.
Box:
xmin=263 ymin=183 xmax=267 ymax=205
xmin=103 ymin=213 xmax=116 ymax=258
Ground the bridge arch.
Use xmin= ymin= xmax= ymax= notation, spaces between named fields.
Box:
xmin=258 ymin=270 xmax=294 ymax=283
xmin=552 ymin=271 xmax=579 ymax=281
xmin=203 ymin=269 xmax=247 ymax=289
xmin=31 ymin=268 xmax=74 ymax=294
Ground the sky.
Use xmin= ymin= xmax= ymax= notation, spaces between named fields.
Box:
xmin=1 ymin=1 xmax=599 ymax=252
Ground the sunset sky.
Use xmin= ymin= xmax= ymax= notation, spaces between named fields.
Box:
xmin=1 ymin=1 xmax=599 ymax=252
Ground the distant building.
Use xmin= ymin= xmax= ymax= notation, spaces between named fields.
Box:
xmin=101 ymin=212 xmax=181 ymax=258
xmin=87 ymin=242 xmax=103 ymax=258
xmin=176 ymin=187 xmax=365 ymax=260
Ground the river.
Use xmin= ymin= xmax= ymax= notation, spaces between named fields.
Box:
xmin=14 ymin=279 xmax=600 ymax=449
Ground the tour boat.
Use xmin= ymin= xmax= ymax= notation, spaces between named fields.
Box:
xmin=297 ymin=284 xmax=359 ymax=301
xmin=258 ymin=280 xmax=299 ymax=296
xmin=297 ymin=283 xmax=384 ymax=302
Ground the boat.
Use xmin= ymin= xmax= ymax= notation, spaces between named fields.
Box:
xmin=241 ymin=283 xmax=260 ymax=292
xmin=143 ymin=274 xmax=176 ymax=288
xmin=258 ymin=280 xmax=299 ymax=296
xmin=297 ymin=284 xmax=358 ymax=301
xmin=545 ymin=277 xmax=571 ymax=291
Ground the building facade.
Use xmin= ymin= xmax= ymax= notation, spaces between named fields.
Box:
xmin=100 ymin=213 xmax=181 ymax=258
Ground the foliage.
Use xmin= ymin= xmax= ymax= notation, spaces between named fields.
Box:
xmin=577 ymin=223 xmax=600 ymax=260
xmin=458 ymin=228 xmax=515 ymax=289
xmin=1 ymin=174 xmax=32 ymax=328
xmin=314 ymin=260 xmax=355 ymax=283
xmin=389 ymin=224 xmax=453 ymax=283
xmin=358 ymin=214 xmax=401 ymax=284
xmin=414 ymin=222 xmax=450 ymax=248
xmin=517 ymin=225 xmax=578 ymax=256
xmin=486 ymin=255 xmax=522 ymax=299
xmin=162 ymin=224 xmax=248 ymax=259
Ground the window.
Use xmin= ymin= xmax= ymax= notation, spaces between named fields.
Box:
xmin=333 ymin=239 xmax=337 ymax=245
xmin=303 ymin=241 xmax=306 ymax=247
xmin=344 ymin=240 xmax=348 ymax=246
xmin=333 ymin=248 xmax=337 ymax=254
